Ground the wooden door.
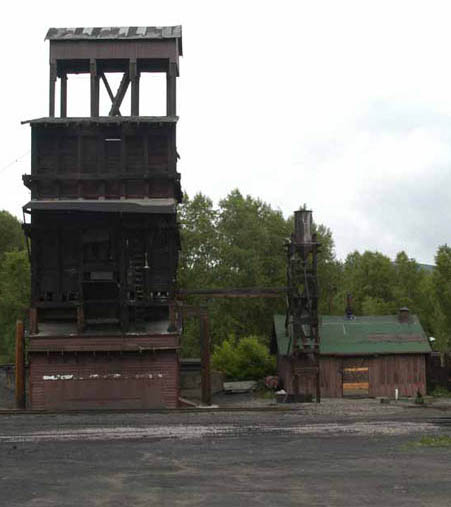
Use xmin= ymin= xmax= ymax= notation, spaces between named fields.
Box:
xmin=342 ymin=359 xmax=369 ymax=397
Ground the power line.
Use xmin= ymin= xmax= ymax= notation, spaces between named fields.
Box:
xmin=0 ymin=150 xmax=30 ymax=174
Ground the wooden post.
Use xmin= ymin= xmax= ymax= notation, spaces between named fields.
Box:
xmin=29 ymin=308 xmax=38 ymax=335
xmin=167 ymin=303 xmax=177 ymax=332
xmin=60 ymin=72 xmax=67 ymax=118
xmin=200 ymin=311 xmax=211 ymax=405
xmin=49 ymin=63 xmax=57 ymax=117
xmin=90 ymin=59 xmax=99 ymax=117
xmin=130 ymin=59 xmax=140 ymax=116
xmin=15 ymin=320 xmax=25 ymax=409
xmin=166 ymin=62 xmax=177 ymax=116
xmin=316 ymin=366 xmax=321 ymax=403
xmin=119 ymin=228 xmax=129 ymax=332
xmin=77 ymin=305 xmax=85 ymax=334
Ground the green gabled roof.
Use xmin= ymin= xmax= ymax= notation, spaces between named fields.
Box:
xmin=273 ymin=314 xmax=432 ymax=357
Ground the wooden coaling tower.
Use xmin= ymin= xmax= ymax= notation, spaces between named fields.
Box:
xmin=22 ymin=26 xmax=183 ymax=409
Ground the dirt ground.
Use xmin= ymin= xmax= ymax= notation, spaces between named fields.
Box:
xmin=0 ymin=403 xmax=450 ymax=506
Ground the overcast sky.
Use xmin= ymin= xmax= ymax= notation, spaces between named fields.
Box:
xmin=1 ymin=0 xmax=451 ymax=264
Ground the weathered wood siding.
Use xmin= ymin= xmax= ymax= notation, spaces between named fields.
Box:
xmin=320 ymin=357 xmax=343 ymax=397
xmin=368 ymin=354 xmax=426 ymax=397
xmin=278 ymin=354 xmax=427 ymax=398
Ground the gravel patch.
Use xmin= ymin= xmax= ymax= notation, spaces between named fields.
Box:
xmin=214 ymin=393 xmax=410 ymax=416
xmin=0 ymin=419 xmax=441 ymax=443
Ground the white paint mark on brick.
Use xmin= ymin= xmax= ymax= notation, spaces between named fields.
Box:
xmin=42 ymin=375 xmax=74 ymax=381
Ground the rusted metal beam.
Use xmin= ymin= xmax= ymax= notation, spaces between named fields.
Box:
xmin=15 ymin=320 xmax=25 ymax=409
xmin=177 ymin=287 xmax=288 ymax=298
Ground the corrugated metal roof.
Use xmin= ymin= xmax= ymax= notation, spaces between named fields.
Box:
xmin=45 ymin=25 xmax=182 ymax=40
xmin=46 ymin=26 xmax=183 ymax=56
xmin=273 ymin=314 xmax=432 ymax=356
xmin=24 ymin=198 xmax=177 ymax=214
xmin=46 ymin=26 xmax=182 ymax=41
xmin=23 ymin=116 xmax=178 ymax=126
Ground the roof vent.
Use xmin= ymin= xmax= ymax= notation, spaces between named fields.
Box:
xmin=399 ymin=307 xmax=410 ymax=323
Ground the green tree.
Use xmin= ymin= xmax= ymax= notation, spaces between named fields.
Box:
xmin=431 ymin=245 xmax=451 ymax=351
xmin=0 ymin=210 xmax=24 ymax=258
xmin=178 ymin=193 xmax=219 ymax=289
xmin=0 ymin=250 xmax=30 ymax=361
xmin=392 ymin=251 xmax=425 ymax=311
xmin=178 ymin=190 xmax=339 ymax=356
xmin=314 ymin=224 xmax=343 ymax=315
xmin=340 ymin=250 xmax=397 ymax=315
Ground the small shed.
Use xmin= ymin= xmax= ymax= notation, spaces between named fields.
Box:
xmin=272 ymin=312 xmax=432 ymax=398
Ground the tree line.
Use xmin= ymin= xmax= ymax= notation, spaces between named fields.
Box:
xmin=0 ymin=190 xmax=450 ymax=361
xmin=178 ymin=190 xmax=451 ymax=355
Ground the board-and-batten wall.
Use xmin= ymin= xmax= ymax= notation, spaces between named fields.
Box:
xmin=278 ymin=354 xmax=427 ymax=397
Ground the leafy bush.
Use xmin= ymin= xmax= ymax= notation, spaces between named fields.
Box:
xmin=211 ymin=336 xmax=276 ymax=381
xmin=430 ymin=386 xmax=451 ymax=398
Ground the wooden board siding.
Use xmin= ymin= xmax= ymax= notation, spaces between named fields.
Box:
xmin=368 ymin=354 xmax=426 ymax=397
xmin=29 ymin=349 xmax=179 ymax=410
xmin=278 ymin=354 xmax=427 ymax=398
xmin=50 ymin=40 xmax=180 ymax=66
xmin=320 ymin=357 xmax=343 ymax=397
xmin=277 ymin=356 xmax=318 ymax=395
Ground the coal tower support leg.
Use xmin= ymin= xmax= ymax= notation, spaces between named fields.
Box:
xmin=15 ymin=320 xmax=25 ymax=409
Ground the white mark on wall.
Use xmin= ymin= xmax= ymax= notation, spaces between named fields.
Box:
xmin=42 ymin=373 xmax=162 ymax=381
xmin=42 ymin=375 xmax=74 ymax=381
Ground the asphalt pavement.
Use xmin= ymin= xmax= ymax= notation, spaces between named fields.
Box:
xmin=0 ymin=407 xmax=450 ymax=506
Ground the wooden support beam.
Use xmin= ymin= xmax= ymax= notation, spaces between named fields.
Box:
xmin=60 ymin=72 xmax=67 ymax=118
xmin=29 ymin=308 xmax=38 ymax=335
xmin=100 ymin=73 xmax=122 ymax=117
xmin=77 ymin=305 xmax=85 ymax=334
xmin=316 ymin=364 xmax=321 ymax=403
xmin=200 ymin=312 xmax=211 ymax=406
xmin=109 ymin=72 xmax=129 ymax=116
xmin=166 ymin=62 xmax=177 ymax=116
xmin=100 ymin=72 xmax=115 ymax=102
xmin=119 ymin=227 xmax=129 ymax=332
xmin=49 ymin=63 xmax=57 ymax=117
xmin=167 ymin=302 xmax=177 ymax=332
xmin=90 ymin=59 xmax=99 ymax=117
xmin=177 ymin=287 xmax=288 ymax=298
xmin=130 ymin=59 xmax=140 ymax=116
xmin=15 ymin=320 xmax=25 ymax=409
